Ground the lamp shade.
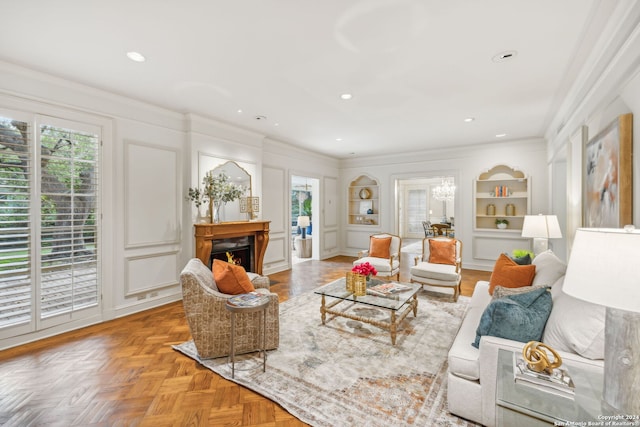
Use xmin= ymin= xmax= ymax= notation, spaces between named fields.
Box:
xmin=521 ymin=214 xmax=562 ymax=238
xmin=563 ymin=227 xmax=640 ymax=313
xmin=297 ymin=216 xmax=310 ymax=228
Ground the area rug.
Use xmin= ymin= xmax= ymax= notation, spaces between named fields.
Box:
xmin=173 ymin=288 xmax=477 ymax=427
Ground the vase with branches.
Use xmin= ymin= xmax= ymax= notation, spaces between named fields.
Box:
xmin=187 ymin=171 xmax=246 ymax=223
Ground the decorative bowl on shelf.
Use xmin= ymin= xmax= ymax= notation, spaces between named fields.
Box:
xmin=359 ymin=188 xmax=371 ymax=199
xmin=495 ymin=219 xmax=509 ymax=229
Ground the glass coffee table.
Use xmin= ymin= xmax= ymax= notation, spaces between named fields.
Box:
xmin=314 ymin=277 xmax=421 ymax=345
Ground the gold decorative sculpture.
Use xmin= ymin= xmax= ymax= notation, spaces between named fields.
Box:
xmin=522 ymin=341 xmax=562 ymax=375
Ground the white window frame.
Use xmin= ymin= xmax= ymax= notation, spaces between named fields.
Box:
xmin=0 ymin=100 xmax=113 ymax=345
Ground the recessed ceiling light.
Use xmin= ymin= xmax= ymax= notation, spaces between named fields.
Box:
xmin=340 ymin=93 xmax=353 ymax=100
xmin=237 ymin=109 xmax=243 ymax=113
xmin=496 ymin=133 xmax=507 ymax=138
xmin=464 ymin=117 xmax=475 ymax=123
xmin=492 ymin=50 xmax=517 ymax=63
xmin=336 ymin=138 xmax=342 ymax=141
xmin=126 ymin=51 xmax=146 ymax=62
xmin=274 ymin=122 xmax=279 ymax=126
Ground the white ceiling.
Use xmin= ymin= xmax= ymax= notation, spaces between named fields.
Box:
xmin=0 ymin=1 xmax=618 ymax=158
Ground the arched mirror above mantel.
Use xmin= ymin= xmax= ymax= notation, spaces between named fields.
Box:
xmin=210 ymin=161 xmax=252 ymax=197
xmin=196 ymin=154 xmax=257 ymax=223
xmin=208 ymin=161 xmax=251 ymax=222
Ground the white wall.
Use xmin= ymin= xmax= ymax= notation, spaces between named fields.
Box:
xmin=261 ymin=138 xmax=340 ymax=274
xmin=0 ymin=60 xmax=344 ymax=349
xmin=0 ymin=59 xmax=344 ymax=348
xmin=340 ymin=138 xmax=548 ymax=270
xmin=185 ymin=113 xmax=265 ymax=264
xmin=546 ymin=2 xmax=640 ymax=259
xmin=115 ymin=121 xmax=185 ymax=316
xmin=0 ymin=62 xmax=190 ymax=348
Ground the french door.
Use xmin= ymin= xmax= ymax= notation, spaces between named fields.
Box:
xmin=0 ymin=110 xmax=101 ymax=339
xmin=402 ymin=186 xmax=428 ymax=239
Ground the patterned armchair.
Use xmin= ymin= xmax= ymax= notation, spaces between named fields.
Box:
xmin=180 ymin=258 xmax=279 ymax=359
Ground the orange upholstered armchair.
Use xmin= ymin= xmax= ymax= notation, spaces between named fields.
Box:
xmin=410 ymin=237 xmax=462 ymax=301
xmin=353 ymin=233 xmax=402 ymax=281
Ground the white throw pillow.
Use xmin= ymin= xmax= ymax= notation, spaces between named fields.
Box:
xmin=542 ymin=289 xmax=605 ymax=360
xmin=532 ymin=250 xmax=566 ymax=286
xmin=549 ymin=276 xmax=565 ymax=300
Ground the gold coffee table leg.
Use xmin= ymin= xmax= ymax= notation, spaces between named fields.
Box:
xmin=320 ymin=294 xmax=326 ymax=325
xmin=390 ymin=311 xmax=397 ymax=345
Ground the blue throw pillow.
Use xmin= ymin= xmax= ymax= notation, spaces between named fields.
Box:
xmin=472 ymin=287 xmax=552 ymax=348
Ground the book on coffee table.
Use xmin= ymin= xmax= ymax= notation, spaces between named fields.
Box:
xmin=367 ymin=282 xmax=412 ymax=297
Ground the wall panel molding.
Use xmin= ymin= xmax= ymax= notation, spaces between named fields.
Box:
xmin=323 ymin=230 xmax=338 ymax=252
xmin=262 ymin=166 xmax=287 ymax=234
xmin=263 ymin=236 xmax=286 ymax=265
xmin=124 ymin=140 xmax=180 ymax=248
xmin=124 ymin=251 xmax=179 ymax=296
xmin=323 ymin=176 xmax=338 ymax=228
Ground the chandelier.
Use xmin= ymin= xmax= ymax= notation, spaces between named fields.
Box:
xmin=432 ymin=178 xmax=456 ymax=201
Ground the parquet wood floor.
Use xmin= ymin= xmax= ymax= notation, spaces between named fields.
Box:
xmin=0 ymin=254 xmax=490 ymax=426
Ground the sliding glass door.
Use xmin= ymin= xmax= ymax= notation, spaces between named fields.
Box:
xmin=0 ymin=110 xmax=101 ymax=339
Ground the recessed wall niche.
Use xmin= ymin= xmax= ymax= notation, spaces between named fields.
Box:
xmin=348 ymin=175 xmax=379 ymax=225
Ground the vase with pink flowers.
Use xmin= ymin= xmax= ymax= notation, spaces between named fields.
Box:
xmin=352 ymin=262 xmax=378 ymax=283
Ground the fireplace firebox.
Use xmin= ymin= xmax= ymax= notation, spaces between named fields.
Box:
xmin=209 ymin=236 xmax=254 ymax=272
xmin=194 ymin=221 xmax=270 ymax=275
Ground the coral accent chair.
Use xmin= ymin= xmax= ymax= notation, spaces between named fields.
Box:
xmin=180 ymin=258 xmax=279 ymax=359
xmin=410 ymin=237 xmax=462 ymax=301
xmin=353 ymin=233 xmax=402 ymax=281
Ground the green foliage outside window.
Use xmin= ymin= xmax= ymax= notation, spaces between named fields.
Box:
xmin=291 ymin=190 xmax=312 ymax=223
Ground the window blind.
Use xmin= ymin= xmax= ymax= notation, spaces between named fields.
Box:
xmin=39 ymin=124 xmax=99 ymax=318
xmin=0 ymin=117 xmax=32 ymax=328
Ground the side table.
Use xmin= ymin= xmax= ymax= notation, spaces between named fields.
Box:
xmin=295 ymin=236 xmax=312 ymax=258
xmin=225 ymin=294 xmax=270 ymax=379
xmin=495 ymin=349 xmax=610 ymax=426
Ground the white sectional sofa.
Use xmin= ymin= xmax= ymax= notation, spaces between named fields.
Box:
xmin=446 ymin=251 xmax=606 ymax=426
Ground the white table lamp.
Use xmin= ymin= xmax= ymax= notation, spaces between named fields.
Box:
xmin=297 ymin=216 xmax=310 ymax=239
xmin=562 ymin=226 xmax=640 ymax=414
xmin=521 ymin=214 xmax=562 ymax=255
